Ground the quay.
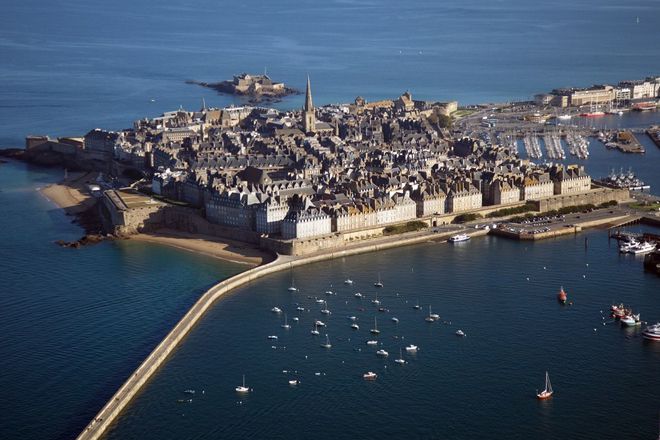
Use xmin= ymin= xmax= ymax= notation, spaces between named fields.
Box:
xmin=75 ymin=226 xmax=485 ymax=440
xmin=646 ymin=126 xmax=660 ymax=148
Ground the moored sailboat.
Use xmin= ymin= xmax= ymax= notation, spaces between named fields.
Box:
xmin=536 ymin=371 xmax=553 ymax=400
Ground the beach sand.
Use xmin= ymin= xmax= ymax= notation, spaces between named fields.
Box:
xmin=41 ymin=174 xmax=273 ymax=265
xmin=40 ymin=171 xmax=97 ymax=214
xmin=130 ymin=230 xmax=274 ymax=266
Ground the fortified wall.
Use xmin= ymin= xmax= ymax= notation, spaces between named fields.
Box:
xmin=530 ymin=187 xmax=630 ymax=212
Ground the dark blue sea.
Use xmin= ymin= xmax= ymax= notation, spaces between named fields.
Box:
xmin=1 ymin=0 xmax=660 ymax=439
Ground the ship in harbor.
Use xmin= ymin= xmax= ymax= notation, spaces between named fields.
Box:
xmin=632 ymin=101 xmax=658 ymax=112
xmin=595 ymin=168 xmax=650 ymax=191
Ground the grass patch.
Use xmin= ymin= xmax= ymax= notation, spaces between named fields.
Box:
xmin=630 ymin=201 xmax=660 ymax=212
xmin=383 ymin=221 xmax=428 ymax=235
xmin=486 ymin=202 xmax=536 ymax=218
xmin=452 ymin=213 xmax=483 ymax=224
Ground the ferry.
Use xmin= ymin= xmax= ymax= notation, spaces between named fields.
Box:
xmin=448 ymin=233 xmax=470 ymax=243
xmin=632 ymin=101 xmax=657 ymax=112
xmin=642 ymin=323 xmax=660 ymax=341
xmin=579 ymin=111 xmax=606 ymax=117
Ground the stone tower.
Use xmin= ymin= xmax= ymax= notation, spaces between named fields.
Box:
xmin=303 ymin=76 xmax=316 ymax=134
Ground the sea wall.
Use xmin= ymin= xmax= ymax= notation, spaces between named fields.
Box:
xmin=75 ymin=228 xmax=486 ymax=440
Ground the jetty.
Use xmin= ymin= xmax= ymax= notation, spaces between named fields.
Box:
xmin=74 ymin=227 xmax=485 ymax=440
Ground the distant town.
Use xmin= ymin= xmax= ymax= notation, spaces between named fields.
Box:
xmin=16 ymin=74 xmax=660 ymax=255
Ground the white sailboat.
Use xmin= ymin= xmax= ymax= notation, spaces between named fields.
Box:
xmin=321 ymin=333 xmax=332 ymax=348
xmin=320 ymin=300 xmax=331 ymax=315
xmin=288 ymin=274 xmax=297 ymax=292
xmin=281 ymin=313 xmax=290 ymax=329
xmin=311 ymin=323 xmax=320 ymax=335
xmin=372 ymin=292 xmax=380 ymax=305
xmin=370 ymin=317 xmax=380 ymax=335
xmin=429 ymin=305 xmax=440 ymax=320
xmin=413 ymin=299 xmax=421 ymax=310
xmin=536 ymin=371 xmax=554 ymax=400
xmin=425 ymin=305 xmax=436 ymax=322
xmin=374 ymin=273 xmax=383 ymax=288
xmin=395 ymin=348 xmax=406 ymax=364
xmin=235 ymin=374 xmax=250 ymax=393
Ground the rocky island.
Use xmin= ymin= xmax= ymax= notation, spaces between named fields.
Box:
xmin=187 ymin=73 xmax=299 ymax=103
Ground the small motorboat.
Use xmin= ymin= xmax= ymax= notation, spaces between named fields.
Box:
xmin=296 ymin=306 xmax=305 ymax=312
xmin=620 ymin=314 xmax=640 ymax=327
xmin=448 ymin=233 xmax=470 ymax=243
xmin=391 ymin=317 xmax=399 ymax=323
xmin=455 ymin=330 xmax=466 ymax=337
xmin=354 ymin=292 xmax=363 ymax=298
xmin=351 ymin=323 xmax=359 ymax=330
xmin=405 ymin=344 xmax=418 ymax=352
xmin=271 ymin=307 xmax=282 ymax=313
xmin=267 ymin=335 xmax=278 ymax=340
xmin=325 ymin=290 xmax=333 ymax=295
xmin=366 ymin=340 xmax=378 ymax=345
xmin=536 ymin=371 xmax=553 ymax=400
xmin=344 ymin=279 xmax=354 ymax=285
xmin=183 ymin=389 xmax=195 ymax=395
xmin=292 ymin=317 xmax=299 ymax=322
xmin=363 ymin=371 xmax=377 ymax=380
xmin=642 ymin=323 xmax=660 ymax=341
xmin=376 ymin=349 xmax=389 ymax=357
xmin=315 ymin=299 xmax=325 ymax=304
xmin=288 ymin=380 xmax=300 ymax=386
xmin=315 ymin=320 xmax=326 ymax=327
xmin=557 ymin=286 xmax=567 ymax=304
xmin=348 ymin=316 xmax=357 ymax=321
xmin=611 ymin=303 xmax=627 ymax=319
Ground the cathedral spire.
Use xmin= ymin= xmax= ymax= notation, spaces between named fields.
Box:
xmin=304 ymin=75 xmax=313 ymax=112
xmin=303 ymin=75 xmax=316 ymax=134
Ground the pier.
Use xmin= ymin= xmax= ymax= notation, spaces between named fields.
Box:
xmin=75 ymin=227 xmax=485 ymax=440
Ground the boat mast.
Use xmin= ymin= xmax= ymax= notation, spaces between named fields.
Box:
xmin=546 ymin=371 xmax=552 ymax=393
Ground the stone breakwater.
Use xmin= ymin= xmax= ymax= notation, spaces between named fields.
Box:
xmin=76 ymin=228 xmax=481 ymax=440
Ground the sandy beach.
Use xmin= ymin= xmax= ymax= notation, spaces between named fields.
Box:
xmin=130 ymin=229 xmax=274 ymax=266
xmin=40 ymin=171 xmax=97 ymax=214
xmin=40 ymin=174 xmax=273 ymax=265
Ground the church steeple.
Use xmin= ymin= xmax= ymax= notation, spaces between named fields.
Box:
xmin=303 ymin=75 xmax=316 ymax=134
xmin=304 ymin=76 xmax=313 ymax=111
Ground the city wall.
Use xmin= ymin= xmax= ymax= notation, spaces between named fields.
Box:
xmin=530 ymin=188 xmax=630 ymax=212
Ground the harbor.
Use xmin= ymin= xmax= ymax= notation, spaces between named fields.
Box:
xmin=99 ymin=225 xmax=660 ymax=440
